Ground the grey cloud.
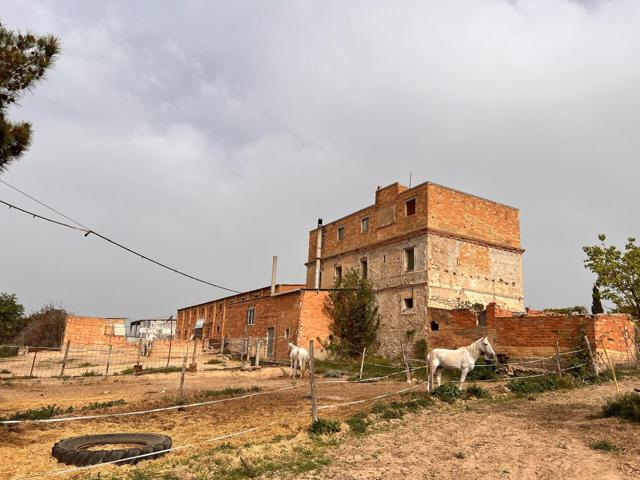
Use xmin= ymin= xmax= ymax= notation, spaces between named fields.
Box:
xmin=1 ymin=0 xmax=638 ymax=317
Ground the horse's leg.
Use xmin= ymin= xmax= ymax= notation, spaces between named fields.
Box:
xmin=436 ymin=368 xmax=443 ymax=387
xmin=459 ymin=367 xmax=469 ymax=387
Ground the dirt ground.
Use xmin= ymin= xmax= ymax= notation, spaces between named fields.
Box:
xmin=1 ymin=370 xmax=639 ymax=480
xmin=0 ymin=366 xmax=405 ymax=479
xmin=300 ymin=379 xmax=640 ymax=480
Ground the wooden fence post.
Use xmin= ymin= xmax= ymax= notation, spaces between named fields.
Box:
xmin=220 ymin=336 xmax=226 ymax=355
xmin=584 ymin=335 xmax=599 ymax=375
xmin=309 ymin=339 xmax=318 ymax=423
xmin=599 ymin=340 xmax=620 ymax=396
xmin=29 ymin=350 xmax=38 ymax=377
xmin=59 ymin=340 xmax=71 ymax=378
xmin=358 ymin=347 xmax=367 ymax=380
xmin=179 ymin=352 xmax=188 ymax=400
xmin=554 ymin=341 xmax=563 ymax=377
xmin=105 ymin=344 xmax=113 ymax=376
xmin=191 ymin=337 xmax=197 ymax=365
xmin=400 ymin=340 xmax=412 ymax=383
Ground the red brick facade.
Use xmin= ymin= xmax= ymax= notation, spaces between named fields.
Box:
xmin=63 ymin=316 xmax=127 ymax=347
xmin=425 ymin=303 xmax=636 ymax=365
xmin=176 ymin=285 xmax=332 ymax=360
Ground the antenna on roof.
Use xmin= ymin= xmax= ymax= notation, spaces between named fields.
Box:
xmin=409 ymin=172 xmax=413 ymax=188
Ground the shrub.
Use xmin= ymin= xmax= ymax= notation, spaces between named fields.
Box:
xmin=602 ymin=393 xmax=640 ymax=422
xmin=466 ymin=358 xmax=499 ymax=381
xmin=1 ymin=368 xmax=11 ymax=374
xmin=432 ymin=383 xmax=463 ymax=404
xmin=0 ymin=404 xmax=73 ymax=421
xmin=465 ymin=384 xmax=491 ymax=399
xmin=346 ymin=412 xmax=370 ymax=435
xmin=309 ymin=418 xmax=341 ymax=436
xmin=323 ymin=370 xmax=343 ymax=378
xmin=205 ymin=358 xmax=223 ymax=365
xmin=507 ymin=374 xmax=581 ymax=395
xmin=413 ymin=339 xmax=427 ymax=360
xmin=0 ymin=346 xmax=19 ymax=358
xmin=81 ymin=370 xmax=99 ymax=377
xmin=591 ymin=440 xmax=617 ymax=451
xmin=81 ymin=399 xmax=126 ymax=411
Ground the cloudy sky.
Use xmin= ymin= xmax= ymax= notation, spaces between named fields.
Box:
xmin=1 ymin=0 xmax=638 ymax=318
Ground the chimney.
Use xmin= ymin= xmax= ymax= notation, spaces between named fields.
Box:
xmin=314 ymin=218 xmax=323 ymax=289
xmin=270 ymin=256 xmax=278 ymax=296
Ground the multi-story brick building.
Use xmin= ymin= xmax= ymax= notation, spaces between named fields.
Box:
xmin=305 ymin=181 xmax=525 ymax=354
xmin=176 ymin=284 xmax=332 ymax=360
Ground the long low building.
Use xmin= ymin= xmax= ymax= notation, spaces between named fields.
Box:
xmin=176 ymin=284 xmax=332 ymax=361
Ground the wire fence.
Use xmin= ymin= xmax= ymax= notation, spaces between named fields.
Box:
xmin=0 ymin=340 xmax=206 ymax=379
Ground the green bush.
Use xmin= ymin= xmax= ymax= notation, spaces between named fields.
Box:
xmin=309 ymin=418 xmax=341 ymax=435
xmin=0 ymin=404 xmax=74 ymax=421
xmin=466 ymin=358 xmax=499 ymax=381
xmin=602 ymin=393 xmax=640 ymax=422
xmin=465 ymin=384 xmax=491 ymax=399
xmin=81 ymin=370 xmax=99 ymax=377
xmin=81 ymin=399 xmax=126 ymax=411
xmin=346 ymin=412 xmax=370 ymax=435
xmin=323 ymin=370 xmax=343 ymax=378
xmin=591 ymin=440 xmax=617 ymax=452
xmin=0 ymin=346 xmax=19 ymax=358
xmin=413 ymin=339 xmax=427 ymax=359
xmin=507 ymin=374 xmax=581 ymax=395
xmin=432 ymin=383 xmax=464 ymax=403
xmin=205 ymin=358 xmax=223 ymax=365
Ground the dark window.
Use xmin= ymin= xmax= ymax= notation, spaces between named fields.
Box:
xmin=430 ymin=321 xmax=440 ymax=331
xmin=337 ymin=226 xmax=345 ymax=241
xmin=246 ymin=307 xmax=255 ymax=326
xmin=284 ymin=328 xmax=290 ymax=339
xmin=361 ymin=216 xmax=369 ymax=233
xmin=361 ymin=258 xmax=368 ymax=279
xmin=405 ymin=198 xmax=416 ymax=216
xmin=216 ymin=326 xmax=221 ymax=333
xmin=335 ymin=265 xmax=342 ymax=282
xmin=403 ymin=297 xmax=414 ymax=310
xmin=405 ymin=247 xmax=415 ymax=271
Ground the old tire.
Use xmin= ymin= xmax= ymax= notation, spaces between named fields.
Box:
xmin=52 ymin=433 xmax=172 ymax=467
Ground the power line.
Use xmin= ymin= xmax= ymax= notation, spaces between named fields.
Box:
xmin=0 ymin=196 xmax=241 ymax=294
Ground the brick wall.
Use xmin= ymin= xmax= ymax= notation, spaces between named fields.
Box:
xmin=297 ymin=290 xmax=332 ymax=359
xmin=63 ymin=316 xmax=127 ymax=347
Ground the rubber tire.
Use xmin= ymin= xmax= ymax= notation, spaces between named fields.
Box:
xmin=51 ymin=433 xmax=172 ymax=467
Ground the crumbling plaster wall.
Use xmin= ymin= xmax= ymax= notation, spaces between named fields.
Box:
xmin=427 ymin=234 xmax=524 ymax=312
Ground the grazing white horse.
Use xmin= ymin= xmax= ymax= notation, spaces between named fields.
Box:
xmin=288 ymin=342 xmax=309 ymax=379
xmin=427 ymin=337 xmax=496 ymax=391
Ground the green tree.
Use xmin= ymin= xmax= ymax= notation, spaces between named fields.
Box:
xmin=0 ymin=23 xmax=60 ymax=173
xmin=323 ymin=269 xmax=381 ymax=357
xmin=591 ymin=284 xmax=604 ymax=314
xmin=543 ymin=305 xmax=587 ymax=315
xmin=583 ymin=235 xmax=640 ymax=319
xmin=0 ymin=292 xmax=25 ymax=342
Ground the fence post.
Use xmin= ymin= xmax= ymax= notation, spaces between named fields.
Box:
xmin=105 ymin=344 xmax=113 ymax=376
xmin=166 ymin=335 xmax=173 ymax=368
xmin=191 ymin=337 xmax=197 ymax=366
xmin=619 ymin=327 xmax=634 ymax=367
xmin=584 ymin=335 xmax=599 ymax=375
xmin=400 ymin=340 xmax=411 ymax=383
xmin=29 ymin=350 xmax=38 ymax=377
xmin=554 ymin=341 xmax=563 ymax=377
xmin=59 ymin=340 xmax=71 ymax=378
xmin=309 ymin=339 xmax=318 ymax=423
xmin=220 ymin=336 xmax=226 ymax=355
xmin=358 ymin=347 xmax=367 ymax=380
xmin=254 ymin=340 xmax=261 ymax=367
xmin=179 ymin=352 xmax=188 ymax=400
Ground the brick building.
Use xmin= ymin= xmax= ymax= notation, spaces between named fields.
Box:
xmin=306 ymin=181 xmax=524 ymax=354
xmin=176 ymin=284 xmax=332 ymax=361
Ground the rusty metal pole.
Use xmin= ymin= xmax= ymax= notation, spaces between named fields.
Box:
xmin=554 ymin=341 xmax=563 ymax=377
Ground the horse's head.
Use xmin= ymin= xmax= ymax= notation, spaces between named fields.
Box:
xmin=288 ymin=342 xmax=295 ymax=352
xmin=478 ymin=337 xmax=496 ymax=359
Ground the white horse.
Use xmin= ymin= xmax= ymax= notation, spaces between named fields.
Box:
xmin=427 ymin=337 xmax=496 ymax=391
xmin=288 ymin=342 xmax=309 ymax=379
